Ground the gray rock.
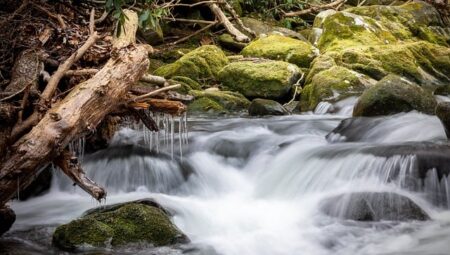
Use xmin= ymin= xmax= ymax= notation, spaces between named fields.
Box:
xmin=248 ymin=99 xmax=289 ymax=116
xmin=320 ymin=192 xmax=430 ymax=221
xmin=436 ymin=101 xmax=450 ymax=138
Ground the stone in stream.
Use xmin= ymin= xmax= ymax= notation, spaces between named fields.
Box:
xmin=188 ymin=89 xmax=250 ymax=114
xmin=436 ymin=102 xmax=450 ymax=139
xmin=52 ymin=199 xmax=189 ymax=251
xmin=320 ymin=192 xmax=430 ymax=221
xmin=353 ymin=74 xmax=437 ymax=117
xmin=248 ymin=98 xmax=289 ymax=116
xmin=219 ymin=60 xmax=301 ymax=100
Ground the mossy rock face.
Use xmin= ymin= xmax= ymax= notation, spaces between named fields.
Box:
xmin=241 ymin=35 xmax=318 ymax=68
xmin=188 ymin=90 xmax=250 ymax=114
xmin=300 ymin=66 xmax=372 ymax=111
xmin=219 ymin=60 xmax=301 ymax=100
xmin=353 ymin=74 xmax=437 ymax=117
xmin=53 ymin=201 xmax=188 ymax=251
xmin=154 ymin=45 xmax=229 ymax=82
xmin=248 ymin=98 xmax=289 ymax=116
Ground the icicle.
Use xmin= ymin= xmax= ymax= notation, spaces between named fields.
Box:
xmin=170 ymin=115 xmax=174 ymax=159
xmin=178 ymin=115 xmax=183 ymax=160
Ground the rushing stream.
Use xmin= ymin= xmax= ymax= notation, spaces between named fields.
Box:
xmin=2 ymin=109 xmax=450 ymax=255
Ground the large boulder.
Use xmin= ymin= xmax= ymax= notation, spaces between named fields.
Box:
xmin=53 ymin=200 xmax=188 ymax=251
xmin=248 ymin=98 xmax=289 ymax=116
xmin=188 ymin=89 xmax=250 ymax=114
xmin=241 ymin=35 xmax=318 ymax=68
xmin=219 ymin=60 xmax=301 ymax=100
xmin=320 ymin=192 xmax=430 ymax=221
xmin=154 ymin=45 xmax=229 ymax=81
xmin=353 ymin=74 xmax=436 ymax=116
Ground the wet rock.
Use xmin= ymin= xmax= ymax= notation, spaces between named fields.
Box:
xmin=219 ymin=60 xmax=301 ymax=100
xmin=0 ymin=207 xmax=15 ymax=236
xmin=241 ymin=34 xmax=318 ymax=68
xmin=436 ymin=102 xmax=450 ymax=138
xmin=320 ymin=192 xmax=429 ymax=221
xmin=300 ymin=66 xmax=372 ymax=111
xmin=353 ymin=74 xmax=437 ymax=117
xmin=248 ymin=98 xmax=289 ymax=116
xmin=154 ymin=45 xmax=228 ymax=82
xmin=53 ymin=200 xmax=188 ymax=251
xmin=188 ymin=90 xmax=250 ymax=114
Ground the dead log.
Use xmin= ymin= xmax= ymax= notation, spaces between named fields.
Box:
xmin=130 ymin=98 xmax=187 ymax=115
xmin=208 ymin=3 xmax=250 ymax=42
xmin=54 ymin=150 xmax=106 ymax=200
xmin=0 ymin=10 xmax=149 ymax=206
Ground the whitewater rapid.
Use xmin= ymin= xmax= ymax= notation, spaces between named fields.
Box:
xmin=5 ymin=111 xmax=450 ymax=255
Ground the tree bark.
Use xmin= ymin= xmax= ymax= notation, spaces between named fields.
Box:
xmin=208 ymin=3 xmax=250 ymax=42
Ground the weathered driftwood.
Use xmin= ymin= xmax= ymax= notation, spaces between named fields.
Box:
xmin=0 ymin=10 xmax=149 ymax=206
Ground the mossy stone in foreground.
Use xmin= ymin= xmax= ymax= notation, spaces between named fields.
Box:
xmin=154 ymin=45 xmax=229 ymax=81
xmin=241 ymin=35 xmax=318 ymax=68
xmin=53 ymin=203 xmax=187 ymax=251
xmin=219 ymin=60 xmax=301 ymax=100
xmin=353 ymin=74 xmax=437 ymax=117
xmin=188 ymin=90 xmax=250 ymax=114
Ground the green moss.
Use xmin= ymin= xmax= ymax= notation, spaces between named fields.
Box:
xmin=353 ymin=74 xmax=437 ymax=116
xmin=154 ymin=45 xmax=229 ymax=81
xmin=53 ymin=203 xmax=185 ymax=251
xmin=300 ymin=66 xmax=367 ymax=111
xmin=219 ymin=60 xmax=301 ymax=99
xmin=170 ymin=76 xmax=202 ymax=94
xmin=188 ymin=90 xmax=250 ymax=114
xmin=241 ymin=35 xmax=318 ymax=68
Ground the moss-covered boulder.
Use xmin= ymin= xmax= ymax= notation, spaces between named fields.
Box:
xmin=353 ymin=74 xmax=437 ymax=117
xmin=219 ymin=60 xmax=301 ymax=100
xmin=188 ymin=89 xmax=250 ymax=114
xmin=300 ymin=66 xmax=374 ymax=111
xmin=53 ymin=200 xmax=188 ymax=251
xmin=169 ymin=76 xmax=202 ymax=94
xmin=154 ymin=45 xmax=229 ymax=81
xmin=248 ymin=98 xmax=289 ymax=116
xmin=218 ymin=33 xmax=248 ymax=51
xmin=241 ymin=35 xmax=318 ymax=68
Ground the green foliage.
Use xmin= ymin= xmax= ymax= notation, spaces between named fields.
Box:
xmin=106 ymin=0 xmax=169 ymax=37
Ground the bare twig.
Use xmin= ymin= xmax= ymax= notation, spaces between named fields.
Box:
xmin=131 ymin=84 xmax=181 ymax=102
xmin=208 ymin=3 xmax=250 ymax=42
xmin=284 ymin=0 xmax=346 ymax=17
xmin=89 ymin=8 xmax=96 ymax=35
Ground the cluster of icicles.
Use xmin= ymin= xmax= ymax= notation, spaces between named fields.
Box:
xmin=124 ymin=111 xmax=189 ymax=159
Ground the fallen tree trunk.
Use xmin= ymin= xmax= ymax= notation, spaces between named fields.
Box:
xmin=208 ymin=3 xmax=250 ymax=42
xmin=0 ymin=10 xmax=149 ymax=206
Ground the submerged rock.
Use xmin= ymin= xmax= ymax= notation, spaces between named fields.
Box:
xmin=52 ymin=200 xmax=188 ymax=251
xmin=219 ymin=60 xmax=301 ymax=100
xmin=353 ymin=74 xmax=436 ymax=116
xmin=320 ymin=192 xmax=429 ymax=221
xmin=188 ymin=90 xmax=250 ymax=114
xmin=248 ymin=98 xmax=289 ymax=116
xmin=241 ymin=35 xmax=318 ymax=68
xmin=436 ymin=102 xmax=450 ymax=138
xmin=154 ymin=45 xmax=228 ymax=82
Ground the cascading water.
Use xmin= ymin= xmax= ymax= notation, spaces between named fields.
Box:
xmin=3 ymin=111 xmax=450 ymax=255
